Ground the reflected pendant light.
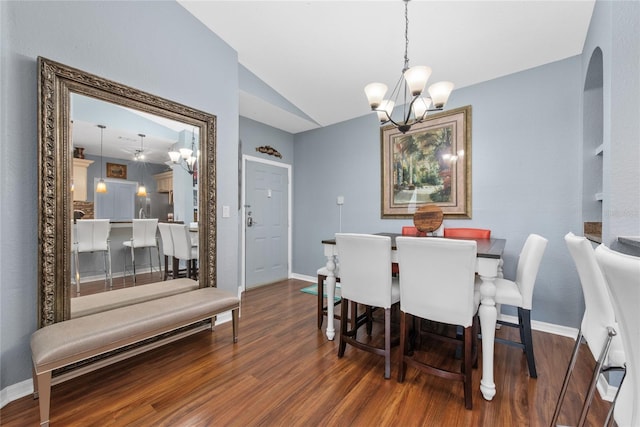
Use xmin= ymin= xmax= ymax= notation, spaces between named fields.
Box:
xmin=96 ymin=124 xmax=107 ymax=193
xmin=364 ymin=0 xmax=454 ymax=133
xmin=136 ymin=133 xmax=147 ymax=197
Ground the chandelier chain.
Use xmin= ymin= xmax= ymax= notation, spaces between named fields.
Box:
xmin=403 ymin=0 xmax=410 ymax=71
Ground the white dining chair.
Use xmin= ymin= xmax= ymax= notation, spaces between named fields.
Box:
xmin=493 ymin=233 xmax=548 ymax=378
xmin=551 ymin=233 xmax=626 ymax=427
xmin=335 ymin=233 xmax=399 ymax=379
xmin=396 ymin=236 xmax=479 ymax=409
xmin=595 ymin=245 xmax=640 ymax=427
xmin=123 ymin=219 xmax=160 ymax=285
xmin=170 ymin=223 xmax=198 ymax=280
xmin=73 ymin=219 xmax=112 ymax=293
xmin=157 ymin=222 xmax=175 ymax=281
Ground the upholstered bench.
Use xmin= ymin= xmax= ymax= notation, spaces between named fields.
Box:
xmin=31 ymin=287 xmax=240 ymax=426
xmin=70 ymin=278 xmax=200 ymax=318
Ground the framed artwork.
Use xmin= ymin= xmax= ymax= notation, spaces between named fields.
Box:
xmin=381 ymin=105 xmax=472 ymax=218
xmin=106 ymin=162 xmax=127 ymax=179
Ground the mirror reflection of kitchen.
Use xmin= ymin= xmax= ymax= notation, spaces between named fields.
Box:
xmin=70 ymin=93 xmax=199 ymax=298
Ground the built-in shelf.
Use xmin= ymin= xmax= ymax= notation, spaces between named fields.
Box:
xmin=584 ymin=221 xmax=602 ymax=244
xmin=595 ymin=144 xmax=604 ymax=155
xmin=618 ymin=236 xmax=640 ymax=248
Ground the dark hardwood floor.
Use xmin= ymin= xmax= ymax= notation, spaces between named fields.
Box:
xmin=1 ymin=279 xmax=612 ymax=426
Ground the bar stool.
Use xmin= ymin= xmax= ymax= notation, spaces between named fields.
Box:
xmin=123 ymin=219 xmax=160 ymax=285
xmin=73 ymin=219 xmax=112 ymax=293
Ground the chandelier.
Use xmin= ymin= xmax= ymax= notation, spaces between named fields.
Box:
xmin=168 ymin=129 xmax=197 ymax=175
xmin=364 ymin=0 xmax=454 ymax=134
xmin=134 ymin=132 xmax=145 ymax=161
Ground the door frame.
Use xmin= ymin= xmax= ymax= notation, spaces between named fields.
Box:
xmin=240 ymin=154 xmax=292 ymax=293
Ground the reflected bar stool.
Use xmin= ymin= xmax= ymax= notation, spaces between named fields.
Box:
xmin=73 ymin=219 xmax=113 ymax=293
xmin=158 ymin=222 xmax=176 ymax=280
xmin=123 ymin=219 xmax=161 ymax=285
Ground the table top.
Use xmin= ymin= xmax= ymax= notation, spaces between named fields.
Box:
xmin=322 ymin=233 xmax=506 ymax=259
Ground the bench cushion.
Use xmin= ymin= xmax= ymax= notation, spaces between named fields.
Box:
xmin=71 ymin=278 xmax=200 ymax=318
xmin=32 ymin=287 xmax=239 ymax=372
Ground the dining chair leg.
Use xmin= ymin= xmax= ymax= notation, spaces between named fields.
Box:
xmin=130 ymin=245 xmax=137 ymax=285
xmin=463 ymin=325 xmax=473 ymax=409
xmin=519 ymin=307 xmax=537 ymax=378
xmin=338 ymin=298 xmax=349 ymax=358
xmin=398 ymin=311 xmax=408 ymax=382
xmin=384 ymin=307 xmax=391 ymax=379
xmin=550 ymin=330 xmax=583 ymax=427
xmin=604 ymin=367 xmax=626 ymax=427
xmin=317 ymin=275 xmax=325 ymax=329
xmin=577 ymin=327 xmax=616 ymax=427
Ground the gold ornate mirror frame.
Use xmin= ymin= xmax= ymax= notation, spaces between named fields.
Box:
xmin=37 ymin=57 xmax=217 ymax=327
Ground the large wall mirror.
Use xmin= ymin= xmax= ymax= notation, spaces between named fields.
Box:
xmin=37 ymin=57 xmax=217 ymax=327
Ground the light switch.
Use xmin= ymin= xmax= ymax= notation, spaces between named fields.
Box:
xmin=222 ymin=205 xmax=230 ymax=218
xmin=337 ymin=196 xmax=344 ymax=205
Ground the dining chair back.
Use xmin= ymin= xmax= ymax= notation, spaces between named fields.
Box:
xmin=396 ymin=236 xmax=479 ymax=409
xmin=551 ymin=233 xmax=626 ymax=427
xmin=335 ymin=233 xmax=400 ymax=378
xmin=596 ymin=245 xmax=640 ymax=427
xmin=494 ymin=233 xmax=547 ymax=378
xmin=123 ymin=219 xmax=160 ymax=284
xmin=443 ymin=228 xmax=491 ymax=239
xmin=157 ymin=223 xmax=175 ymax=280
xmin=170 ymin=223 xmax=198 ymax=279
xmin=73 ymin=219 xmax=112 ymax=292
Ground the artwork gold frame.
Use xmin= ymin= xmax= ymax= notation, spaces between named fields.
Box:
xmin=381 ymin=105 xmax=472 ymax=218
xmin=106 ymin=162 xmax=127 ymax=179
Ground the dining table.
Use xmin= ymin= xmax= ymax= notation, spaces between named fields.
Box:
xmin=321 ymin=232 xmax=506 ymax=401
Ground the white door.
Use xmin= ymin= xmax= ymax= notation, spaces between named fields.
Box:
xmin=245 ymin=160 xmax=289 ymax=288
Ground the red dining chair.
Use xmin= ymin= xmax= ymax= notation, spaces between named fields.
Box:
xmin=443 ymin=228 xmax=491 ymax=239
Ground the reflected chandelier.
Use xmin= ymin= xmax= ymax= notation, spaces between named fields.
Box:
xmin=168 ymin=129 xmax=197 ymax=175
xmin=364 ymin=0 xmax=454 ymax=134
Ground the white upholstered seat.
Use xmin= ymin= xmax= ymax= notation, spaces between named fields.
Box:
xmin=73 ymin=219 xmax=112 ymax=293
xmin=551 ymin=233 xmax=626 ymax=426
xmin=596 ymin=245 xmax=640 ymax=427
xmin=493 ymin=233 xmax=548 ymax=378
xmin=123 ymin=219 xmax=160 ymax=284
xmin=396 ymin=236 xmax=479 ymax=409
xmin=336 ymin=233 xmax=399 ymax=379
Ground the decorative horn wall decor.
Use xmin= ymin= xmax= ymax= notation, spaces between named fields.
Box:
xmin=256 ymin=145 xmax=282 ymax=158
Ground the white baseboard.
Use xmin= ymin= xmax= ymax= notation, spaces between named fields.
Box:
xmin=1 ymin=379 xmax=33 ymax=409
xmin=291 ymin=273 xmax=316 ymax=283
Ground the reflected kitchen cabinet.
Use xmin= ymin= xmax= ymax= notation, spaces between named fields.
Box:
xmin=72 ymin=158 xmax=94 ymax=201
xmin=153 ymin=170 xmax=173 ymax=193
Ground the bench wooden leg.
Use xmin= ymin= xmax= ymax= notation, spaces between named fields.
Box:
xmin=232 ymin=308 xmax=239 ymax=343
xmin=35 ymin=370 xmax=52 ymax=426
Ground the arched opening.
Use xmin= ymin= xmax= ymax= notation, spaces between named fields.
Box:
xmin=582 ymin=47 xmax=603 ymax=236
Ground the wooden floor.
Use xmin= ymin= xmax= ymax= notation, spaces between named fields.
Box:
xmin=2 ymin=279 xmax=612 ymax=426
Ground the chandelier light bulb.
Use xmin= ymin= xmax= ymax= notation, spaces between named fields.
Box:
xmin=364 ymin=82 xmax=388 ymax=109
xmin=376 ymin=100 xmax=395 ymax=123
xmin=404 ymin=66 xmax=432 ymax=96
xmin=96 ymin=179 xmax=107 ymax=193
xmin=428 ymin=81 xmax=455 ymax=109
xmin=413 ymin=97 xmax=432 ymax=119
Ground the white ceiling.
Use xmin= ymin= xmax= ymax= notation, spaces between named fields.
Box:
xmin=179 ymin=0 xmax=595 ymax=134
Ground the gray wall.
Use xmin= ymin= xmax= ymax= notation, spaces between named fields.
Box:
xmin=293 ymin=57 xmax=585 ymax=328
xmin=1 ymin=1 xmax=240 ymax=389
xmin=240 ymin=116 xmax=295 ymax=164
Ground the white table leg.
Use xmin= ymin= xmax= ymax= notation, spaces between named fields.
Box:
xmin=324 ymin=254 xmax=338 ymax=340
xmin=477 ymin=258 xmax=500 ymax=401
